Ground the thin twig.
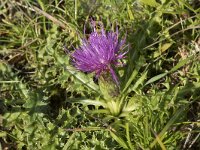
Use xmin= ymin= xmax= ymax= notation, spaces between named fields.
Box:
xmin=13 ymin=1 xmax=67 ymax=29
xmin=65 ymin=127 xmax=107 ymax=132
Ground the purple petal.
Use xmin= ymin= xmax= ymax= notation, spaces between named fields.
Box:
xmin=71 ymin=22 xmax=127 ymax=85
xmin=109 ymin=66 xmax=119 ymax=85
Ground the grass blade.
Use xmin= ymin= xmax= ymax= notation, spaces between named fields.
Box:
xmin=150 ymin=106 xmax=186 ymax=148
xmin=145 ymin=55 xmax=194 ymax=86
xmin=110 ymin=131 xmax=128 ymax=149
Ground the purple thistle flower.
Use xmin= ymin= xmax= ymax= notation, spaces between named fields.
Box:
xmin=71 ymin=22 xmax=127 ymax=85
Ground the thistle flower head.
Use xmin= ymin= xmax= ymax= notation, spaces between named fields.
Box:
xmin=71 ymin=22 xmax=127 ymax=85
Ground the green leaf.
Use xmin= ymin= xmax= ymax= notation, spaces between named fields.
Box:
xmin=122 ymin=68 xmax=139 ymax=93
xmin=99 ymin=74 xmax=119 ymax=100
xmin=0 ymin=131 xmax=7 ymax=137
xmin=110 ymin=131 xmax=129 ymax=149
xmin=65 ymin=65 xmax=99 ymax=92
xmin=131 ymin=70 xmax=148 ymax=91
xmin=66 ymin=98 xmax=107 ymax=107
xmin=153 ymin=43 xmax=173 ymax=58
xmin=169 ymin=56 xmax=193 ymax=73
xmin=139 ymin=0 xmax=160 ymax=7
xmin=145 ymin=72 xmax=167 ymax=86
xmin=0 ymin=80 xmax=20 ymax=83
xmin=121 ymin=96 xmax=140 ymax=114
xmin=127 ymin=3 xmax=134 ymax=20
xmin=125 ymin=123 xmax=134 ymax=149
xmin=63 ymin=132 xmax=76 ymax=150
